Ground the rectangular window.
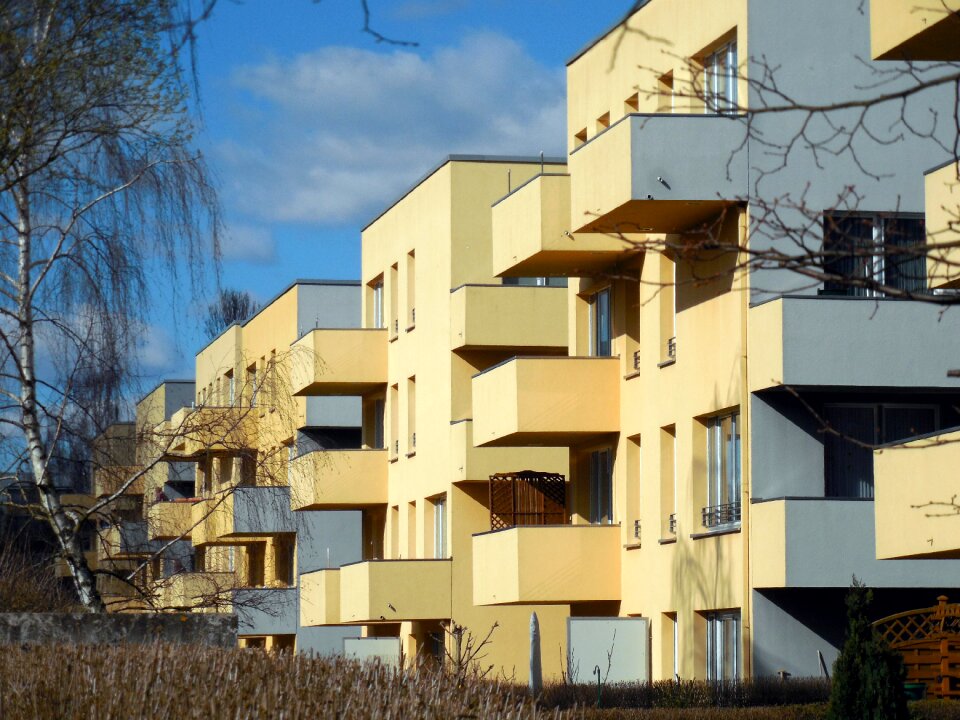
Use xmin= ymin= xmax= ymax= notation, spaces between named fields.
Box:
xmin=704 ymin=412 xmax=741 ymax=528
xmin=591 ymin=288 xmax=613 ymax=357
xmin=247 ymin=363 xmax=257 ymax=408
xmin=407 ymin=377 xmax=416 ymax=454
xmin=822 ymin=214 xmax=926 ymax=296
xmin=660 ymin=425 xmax=677 ymax=537
xmin=433 ymin=495 xmax=447 ymax=559
xmin=704 ymin=41 xmax=738 ymax=114
xmin=658 ymin=72 xmax=674 ymax=113
xmin=706 ymin=610 xmax=741 ymax=681
xmin=373 ymin=398 xmax=385 ymax=450
xmin=589 ymin=448 xmax=614 ymax=524
xmin=371 ymin=279 xmax=384 ymax=329
xmin=406 ymin=251 xmax=416 ymax=328
xmin=226 ymin=371 xmax=235 ymax=406
xmin=824 ymin=403 xmax=937 ymax=498
xmin=389 ymin=263 xmax=399 ymax=337
xmin=502 ymin=276 xmax=568 ymax=287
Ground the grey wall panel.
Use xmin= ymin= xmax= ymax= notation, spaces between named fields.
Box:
xmin=567 ymin=617 xmax=650 ymax=684
xmin=297 ymin=283 xmax=361 ymax=334
xmin=778 ymin=299 xmax=960 ymax=389
xmin=233 ymin=486 xmax=294 ymax=534
xmin=750 ymin=394 xmax=824 ymax=499
xmin=235 ymin=587 xmax=297 ymax=636
xmin=305 ymin=396 xmax=362 ymax=428
xmin=297 ymin=625 xmax=361 ymax=656
xmin=344 ymin=637 xmax=401 ymax=667
xmin=746 ymin=0 xmax=957 ymax=299
xmin=296 ymin=510 xmax=363 ymax=575
xmin=752 ymin=590 xmax=840 ymax=678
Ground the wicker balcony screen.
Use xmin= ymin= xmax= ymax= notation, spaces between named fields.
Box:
xmin=874 ymin=595 xmax=960 ymax=699
xmin=489 ymin=471 xmax=566 ymax=530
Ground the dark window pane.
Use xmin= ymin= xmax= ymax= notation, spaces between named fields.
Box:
xmin=883 ymin=217 xmax=926 ymax=294
xmin=824 ymin=405 xmax=877 ymax=498
xmin=882 ymin=405 xmax=937 ymax=443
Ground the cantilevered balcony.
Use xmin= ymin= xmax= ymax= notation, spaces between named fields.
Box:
xmin=751 ymin=497 xmax=959 ymax=588
xmin=289 ymin=449 xmax=387 ymax=511
xmin=159 ymin=571 xmax=234 ymax=610
xmin=748 ymin=296 xmax=960 ymax=393
xmin=926 ymin=160 xmax=960 ymax=289
xmin=870 ymin=0 xmax=960 ymax=60
xmin=568 ymin=114 xmax=747 ymax=234
xmin=290 ymin=328 xmax=387 ymax=396
xmin=449 ymin=420 xmax=568 ymax=482
xmin=147 ymin=500 xmax=196 ymax=541
xmin=93 ymin=466 xmax=145 ymax=497
xmin=491 ymin=173 xmax=631 ymax=276
xmin=191 ymin=486 xmax=294 ymax=546
xmin=449 ymin=284 xmax=568 ymax=352
xmin=300 ymin=568 xmax=342 ymax=626
xmin=875 ymin=429 xmax=960 ymax=559
xmin=473 ymin=524 xmax=620 ymax=605
xmin=338 ymin=559 xmax=452 ymax=624
xmin=472 ymin=356 xmax=619 ymax=447
xmin=163 ymin=406 xmax=258 ymax=459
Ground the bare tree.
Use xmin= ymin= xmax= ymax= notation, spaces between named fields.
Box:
xmin=203 ymin=289 xmax=259 ymax=341
xmin=0 ymin=0 xmax=220 ymax=611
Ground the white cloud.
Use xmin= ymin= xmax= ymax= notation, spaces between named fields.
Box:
xmin=137 ymin=325 xmax=177 ymax=375
xmin=221 ymin=224 xmax=276 ymax=262
xmin=219 ymin=32 xmax=565 ymax=226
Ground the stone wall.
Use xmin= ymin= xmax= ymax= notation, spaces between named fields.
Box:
xmin=0 ymin=612 xmax=237 ymax=646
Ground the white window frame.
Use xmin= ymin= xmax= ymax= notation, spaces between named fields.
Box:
xmin=704 ymin=40 xmax=738 ymax=115
xmin=590 ymin=288 xmax=613 ymax=357
xmin=372 ymin=280 xmax=384 ymax=329
xmin=433 ymin=495 xmax=447 ymax=559
xmin=706 ymin=412 xmax=741 ymax=525
xmin=706 ymin=610 xmax=741 ymax=681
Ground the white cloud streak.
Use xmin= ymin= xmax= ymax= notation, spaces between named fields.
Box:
xmin=219 ymin=32 xmax=565 ymax=226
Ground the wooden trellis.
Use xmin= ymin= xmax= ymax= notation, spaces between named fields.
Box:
xmin=874 ymin=596 xmax=960 ymax=699
xmin=489 ymin=470 xmax=566 ymax=530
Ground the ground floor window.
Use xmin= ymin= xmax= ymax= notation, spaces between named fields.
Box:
xmin=706 ymin=610 xmax=740 ymax=681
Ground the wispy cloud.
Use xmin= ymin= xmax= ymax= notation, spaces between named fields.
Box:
xmin=219 ymin=32 xmax=565 ymax=226
xmin=221 ymin=224 xmax=276 ymax=263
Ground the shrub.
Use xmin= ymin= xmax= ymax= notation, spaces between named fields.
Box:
xmin=827 ymin=579 xmax=907 ymax=720
xmin=0 ymin=543 xmax=77 ymax=613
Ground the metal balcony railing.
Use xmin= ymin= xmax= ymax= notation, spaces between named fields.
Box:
xmin=667 ymin=336 xmax=677 ymax=361
xmin=633 ymin=349 xmax=642 ymax=371
xmin=633 ymin=518 xmax=641 ymax=541
xmin=701 ymin=501 xmax=741 ymax=528
xmin=668 ymin=513 xmax=677 ymax=535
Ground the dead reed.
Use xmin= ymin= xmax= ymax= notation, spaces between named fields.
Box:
xmin=0 ymin=643 xmax=578 ymax=720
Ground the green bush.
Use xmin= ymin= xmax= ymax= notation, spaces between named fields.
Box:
xmin=827 ymin=579 xmax=908 ymax=720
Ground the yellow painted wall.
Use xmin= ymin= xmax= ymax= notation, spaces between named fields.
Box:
xmin=926 ymin=161 xmax=960 ymax=289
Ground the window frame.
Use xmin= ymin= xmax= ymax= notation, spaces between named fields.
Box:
xmin=590 ymin=287 xmax=613 ymax=357
xmin=588 ymin=447 xmax=614 ymax=525
xmin=705 ymin=411 xmax=741 ymax=528
xmin=705 ymin=610 xmax=741 ymax=681
xmin=704 ymin=40 xmax=738 ymax=115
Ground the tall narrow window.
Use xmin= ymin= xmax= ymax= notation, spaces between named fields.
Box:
xmin=704 ymin=41 xmax=738 ymax=114
xmin=226 ymin=371 xmax=235 ymax=406
xmin=706 ymin=611 xmax=741 ymax=681
xmin=373 ymin=398 xmax=385 ymax=450
xmin=591 ymin=288 xmax=612 ymax=357
xmin=822 ymin=214 xmax=926 ymax=296
xmin=589 ymin=448 xmax=613 ymax=524
xmin=389 ymin=263 xmax=399 ymax=337
xmin=389 ymin=384 xmax=399 ymax=459
xmin=659 ymin=253 xmax=676 ymax=363
xmin=371 ymin=278 xmax=384 ymax=328
xmin=407 ymin=377 xmax=416 ymax=454
xmin=658 ymin=72 xmax=675 ymax=113
xmin=406 ymin=251 xmax=416 ymax=328
xmin=246 ymin=363 xmax=257 ymax=407
xmin=660 ymin=425 xmax=677 ymax=537
xmin=704 ymin=412 xmax=741 ymax=528
xmin=433 ymin=495 xmax=447 ymax=559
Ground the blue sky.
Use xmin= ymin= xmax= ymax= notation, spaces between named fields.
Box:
xmin=141 ymin=0 xmax=631 ymax=384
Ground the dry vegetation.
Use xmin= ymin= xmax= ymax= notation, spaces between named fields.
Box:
xmin=2 ymin=644 xmax=960 ymax=720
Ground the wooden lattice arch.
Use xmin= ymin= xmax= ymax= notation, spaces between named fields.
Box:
xmin=489 ymin=470 xmax=566 ymax=530
xmin=874 ymin=596 xmax=960 ymax=699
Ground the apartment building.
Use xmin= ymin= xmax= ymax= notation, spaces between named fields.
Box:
xmin=468 ymin=0 xmax=960 ymax=682
xmin=871 ymin=2 xmax=960 ymax=562
xmin=153 ymin=280 xmax=364 ymax=652
xmin=296 ymin=156 xmax=574 ymax=678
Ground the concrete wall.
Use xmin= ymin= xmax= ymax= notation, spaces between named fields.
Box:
xmin=0 ymin=612 xmax=236 ymax=646
xmin=305 ymin=396 xmax=362 ymax=428
xmin=163 ymin=381 xmax=195 ymax=419
xmin=751 ymin=394 xmax=824 ymax=499
xmin=233 ymin=486 xmax=294 ymax=534
xmin=752 ymin=590 xmax=841 ymax=678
